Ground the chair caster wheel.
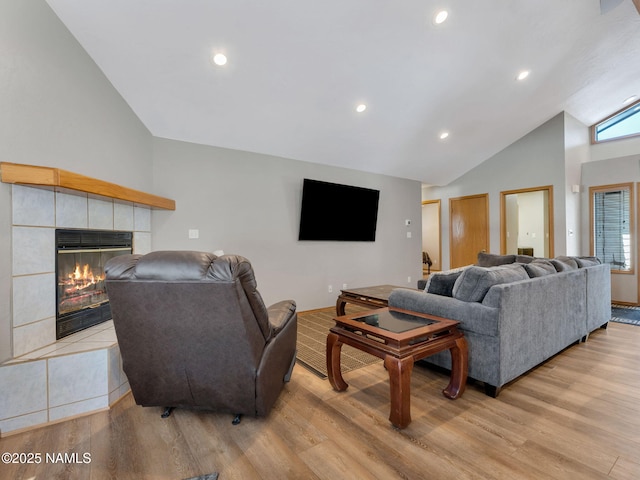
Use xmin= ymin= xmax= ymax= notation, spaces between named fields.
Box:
xmin=161 ymin=407 xmax=174 ymax=418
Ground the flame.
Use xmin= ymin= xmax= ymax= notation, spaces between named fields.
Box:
xmin=66 ymin=263 xmax=104 ymax=290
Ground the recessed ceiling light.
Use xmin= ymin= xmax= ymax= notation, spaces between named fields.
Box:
xmin=356 ymin=104 xmax=367 ymax=113
xmin=212 ymin=53 xmax=227 ymax=66
xmin=433 ymin=10 xmax=449 ymax=24
xmin=516 ymin=70 xmax=530 ymax=81
xmin=439 ymin=131 xmax=449 ymax=140
xmin=623 ymin=95 xmax=638 ymax=105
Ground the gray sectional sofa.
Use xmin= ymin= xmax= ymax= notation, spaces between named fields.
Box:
xmin=389 ymin=253 xmax=611 ymax=397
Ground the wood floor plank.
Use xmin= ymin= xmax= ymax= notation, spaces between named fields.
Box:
xmin=298 ymin=440 xmax=384 ymax=480
xmin=1 ymin=320 xmax=639 ymax=479
xmin=609 ymin=456 xmax=640 ymax=480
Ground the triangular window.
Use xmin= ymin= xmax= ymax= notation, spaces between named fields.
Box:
xmin=592 ymin=99 xmax=640 ymax=143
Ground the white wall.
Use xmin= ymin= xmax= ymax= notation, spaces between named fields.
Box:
xmin=0 ymin=186 xmax=10 ymax=363
xmin=579 ymin=93 xmax=640 ymax=298
xmin=582 ymin=122 xmax=640 ymax=304
xmin=580 ymin=155 xmax=640 ymax=304
xmin=564 ymin=112 xmax=590 ymax=255
xmin=12 ymin=0 xmax=637 ymax=345
xmin=505 ymin=195 xmax=519 ymax=254
xmin=151 ymin=137 xmax=423 ymax=310
xmin=0 ymin=0 xmax=153 ymax=362
xmin=590 ymin=134 xmax=640 ymax=164
xmin=419 ymin=106 xmax=640 ymax=303
xmin=0 ymin=1 xmax=153 ymax=187
xmin=423 ymin=113 xmax=569 ymax=269
xmin=0 ymin=0 xmax=423 ymax=363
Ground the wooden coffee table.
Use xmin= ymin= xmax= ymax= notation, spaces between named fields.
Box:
xmin=336 ymin=284 xmax=404 ymax=316
xmin=326 ymin=307 xmax=467 ymax=429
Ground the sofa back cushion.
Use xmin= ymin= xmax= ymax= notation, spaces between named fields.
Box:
xmin=523 ymin=259 xmax=556 ymax=278
xmin=515 ymin=254 xmax=536 ymax=264
xmin=477 ymin=252 xmax=516 ymax=267
xmin=452 ymin=264 xmax=529 ymax=302
xmin=553 ymin=256 xmax=579 ymax=271
xmin=575 ymin=256 xmax=601 ymax=267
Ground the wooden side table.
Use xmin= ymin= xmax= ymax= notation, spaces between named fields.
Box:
xmin=336 ymin=284 xmax=403 ymax=316
xmin=327 ymin=307 xmax=468 ymax=429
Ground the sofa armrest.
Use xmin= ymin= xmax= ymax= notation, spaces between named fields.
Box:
xmin=388 ymin=288 xmax=499 ymax=336
xmin=267 ymin=300 xmax=297 ymax=336
xmin=584 ymin=263 xmax=611 ymax=333
xmin=257 ymin=301 xmax=297 ymax=415
xmin=484 ymin=270 xmax=586 ymax=382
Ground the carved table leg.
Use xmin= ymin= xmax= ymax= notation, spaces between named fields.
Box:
xmin=443 ymin=336 xmax=468 ymax=399
xmin=384 ymin=355 xmax=414 ymax=429
xmin=335 ymin=296 xmax=347 ymax=316
xmin=326 ymin=332 xmax=348 ymax=391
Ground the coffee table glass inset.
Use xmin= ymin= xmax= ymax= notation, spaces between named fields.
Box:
xmin=327 ymin=307 xmax=468 ymax=429
xmin=353 ymin=309 xmax=436 ymax=333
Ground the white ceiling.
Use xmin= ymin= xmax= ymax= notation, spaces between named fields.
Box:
xmin=45 ymin=0 xmax=640 ymax=185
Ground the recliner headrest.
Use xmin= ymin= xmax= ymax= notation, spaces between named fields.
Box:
xmin=131 ymin=251 xmax=218 ymax=281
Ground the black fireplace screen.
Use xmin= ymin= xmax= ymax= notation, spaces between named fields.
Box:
xmin=56 ymin=229 xmax=132 ymax=339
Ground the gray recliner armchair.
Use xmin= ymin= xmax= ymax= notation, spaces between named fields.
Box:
xmin=105 ymin=251 xmax=297 ymax=422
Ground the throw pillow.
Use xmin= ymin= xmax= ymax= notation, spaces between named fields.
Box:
xmin=426 ymin=270 xmax=465 ymax=297
xmin=452 ymin=264 xmax=529 ymax=303
xmin=423 ymin=265 xmax=471 ymax=292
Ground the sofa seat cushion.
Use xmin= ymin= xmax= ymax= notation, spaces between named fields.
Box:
xmin=452 ymin=264 xmax=529 ymax=302
xmin=387 ymin=289 xmax=500 ymax=337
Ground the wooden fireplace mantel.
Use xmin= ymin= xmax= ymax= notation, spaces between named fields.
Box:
xmin=0 ymin=162 xmax=175 ymax=210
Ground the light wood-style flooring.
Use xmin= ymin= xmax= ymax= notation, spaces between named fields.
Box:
xmin=1 ymin=321 xmax=639 ymax=480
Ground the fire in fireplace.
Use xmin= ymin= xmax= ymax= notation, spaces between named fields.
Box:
xmin=56 ymin=229 xmax=132 ymax=339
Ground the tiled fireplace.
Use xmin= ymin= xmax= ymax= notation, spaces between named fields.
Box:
xmin=56 ymin=229 xmax=133 ymax=339
xmin=0 ymin=184 xmax=151 ymax=435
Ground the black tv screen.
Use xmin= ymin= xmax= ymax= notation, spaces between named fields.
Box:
xmin=298 ymin=179 xmax=380 ymax=241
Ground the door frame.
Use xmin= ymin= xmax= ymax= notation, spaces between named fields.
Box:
xmin=500 ymin=185 xmax=554 ymax=258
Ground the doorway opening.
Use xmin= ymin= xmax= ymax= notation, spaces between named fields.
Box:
xmin=421 ymin=200 xmax=441 ymax=276
xmin=500 ymin=186 xmax=554 ymax=258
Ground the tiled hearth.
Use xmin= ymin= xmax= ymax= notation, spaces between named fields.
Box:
xmin=0 ymin=185 xmax=151 ymax=436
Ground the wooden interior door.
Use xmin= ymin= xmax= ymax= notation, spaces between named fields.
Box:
xmin=450 ymin=194 xmax=489 ymax=268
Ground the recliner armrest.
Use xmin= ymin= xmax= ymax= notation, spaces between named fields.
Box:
xmin=267 ymin=300 xmax=297 ymax=336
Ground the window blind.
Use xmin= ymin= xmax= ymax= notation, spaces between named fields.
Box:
xmin=593 ymin=189 xmax=631 ymax=270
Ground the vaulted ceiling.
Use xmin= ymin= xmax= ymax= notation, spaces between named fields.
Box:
xmin=45 ymin=0 xmax=640 ymax=185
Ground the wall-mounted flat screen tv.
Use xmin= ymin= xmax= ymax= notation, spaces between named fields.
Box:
xmin=298 ymin=178 xmax=380 ymax=241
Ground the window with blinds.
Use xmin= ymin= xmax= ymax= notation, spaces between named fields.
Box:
xmin=591 ymin=183 xmax=633 ymax=272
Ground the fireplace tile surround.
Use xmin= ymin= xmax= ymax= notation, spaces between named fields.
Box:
xmin=0 ymin=184 xmax=151 ymax=435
